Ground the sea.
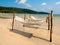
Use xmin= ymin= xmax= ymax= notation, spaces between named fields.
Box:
xmin=0 ymin=13 xmax=60 ymax=18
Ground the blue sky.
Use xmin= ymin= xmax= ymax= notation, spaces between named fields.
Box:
xmin=0 ymin=0 xmax=60 ymax=14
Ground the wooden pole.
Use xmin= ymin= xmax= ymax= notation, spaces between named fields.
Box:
xmin=50 ymin=10 xmax=53 ymax=42
xmin=24 ymin=14 xmax=26 ymax=20
xmin=11 ymin=12 xmax=15 ymax=31
xmin=48 ymin=14 xmax=50 ymax=30
xmin=23 ymin=14 xmax=26 ymax=27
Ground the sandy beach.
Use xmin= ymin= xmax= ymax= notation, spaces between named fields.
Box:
xmin=0 ymin=16 xmax=60 ymax=45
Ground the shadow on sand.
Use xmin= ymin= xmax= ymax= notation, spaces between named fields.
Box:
xmin=32 ymin=36 xmax=50 ymax=42
xmin=10 ymin=29 xmax=50 ymax=42
xmin=23 ymin=24 xmax=39 ymax=29
xmin=23 ymin=24 xmax=48 ymax=30
xmin=10 ymin=29 xmax=33 ymax=38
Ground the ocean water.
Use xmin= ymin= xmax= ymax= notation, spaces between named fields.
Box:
xmin=0 ymin=13 xmax=60 ymax=18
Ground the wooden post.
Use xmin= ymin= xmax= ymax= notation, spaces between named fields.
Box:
xmin=50 ymin=10 xmax=53 ymax=42
xmin=24 ymin=14 xmax=26 ymax=20
xmin=23 ymin=14 xmax=26 ymax=27
xmin=29 ymin=15 xmax=31 ymax=22
xmin=11 ymin=12 xmax=15 ymax=31
xmin=48 ymin=14 xmax=50 ymax=30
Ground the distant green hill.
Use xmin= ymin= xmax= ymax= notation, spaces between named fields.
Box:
xmin=0 ymin=6 xmax=49 ymax=14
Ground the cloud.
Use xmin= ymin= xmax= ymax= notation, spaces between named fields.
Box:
xmin=18 ymin=0 xmax=32 ymax=7
xmin=56 ymin=1 xmax=60 ymax=5
xmin=19 ymin=0 xmax=26 ymax=4
xmin=25 ymin=3 xmax=32 ymax=7
xmin=41 ymin=3 xmax=47 ymax=6
xmin=48 ymin=7 xmax=54 ymax=11
xmin=15 ymin=0 xmax=32 ymax=7
xmin=23 ymin=3 xmax=32 ymax=7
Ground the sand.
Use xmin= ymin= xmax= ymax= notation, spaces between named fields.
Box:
xmin=0 ymin=16 xmax=60 ymax=45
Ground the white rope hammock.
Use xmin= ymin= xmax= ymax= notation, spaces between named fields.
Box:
xmin=15 ymin=16 xmax=46 ymax=26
